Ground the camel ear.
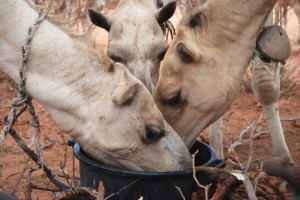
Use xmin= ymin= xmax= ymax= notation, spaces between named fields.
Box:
xmin=88 ymin=9 xmax=111 ymax=31
xmin=113 ymin=82 xmax=139 ymax=106
xmin=112 ymin=65 xmax=139 ymax=106
xmin=189 ymin=13 xmax=201 ymax=27
xmin=156 ymin=1 xmax=176 ymax=24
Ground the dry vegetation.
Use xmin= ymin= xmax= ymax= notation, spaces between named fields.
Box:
xmin=0 ymin=1 xmax=300 ymax=199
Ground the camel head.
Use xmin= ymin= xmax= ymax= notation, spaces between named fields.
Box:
xmin=88 ymin=0 xmax=176 ymax=93
xmin=73 ymin=61 xmax=193 ymax=172
xmin=0 ymin=0 xmax=192 ymax=172
xmin=153 ymin=0 xmax=277 ymax=148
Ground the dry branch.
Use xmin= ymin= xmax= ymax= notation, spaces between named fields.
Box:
xmin=192 ymin=151 xmax=211 ymax=200
xmin=9 ymin=128 xmax=71 ymax=191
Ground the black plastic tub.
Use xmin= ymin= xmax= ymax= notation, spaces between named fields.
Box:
xmin=72 ymin=140 xmax=226 ymax=200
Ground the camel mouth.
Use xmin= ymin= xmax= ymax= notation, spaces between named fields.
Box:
xmin=70 ymin=140 xmax=226 ymax=200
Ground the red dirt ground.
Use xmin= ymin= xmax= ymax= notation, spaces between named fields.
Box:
xmin=0 ymin=8 xmax=300 ymax=200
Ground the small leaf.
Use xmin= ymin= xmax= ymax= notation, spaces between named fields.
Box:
xmin=280 ymin=66 xmax=286 ymax=75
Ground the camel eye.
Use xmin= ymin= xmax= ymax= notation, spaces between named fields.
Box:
xmin=109 ymin=54 xmax=123 ymax=63
xmin=157 ymin=49 xmax=168 ymax=61
xmin=161 ymin=91 xmax=182 ymax=106
xmin=141 ymin=126 xmax=165 ymax=144
xmin=176 ymin=42 xmax=195 ymax=63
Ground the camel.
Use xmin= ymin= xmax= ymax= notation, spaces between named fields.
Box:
xmin=153 ymin=0 xmax=293 ymax=161
xmin=274 ymin=0 xmax=295 ymax=29
xmin=293 ymin=0 xmax=300 ymax=43
xmin=0 ymin=0 xmax=192 ymax=172
xmin=88 ymin=0 xmax=177 ymax=93
xmin=274 ymin=0 xmax=300 ymax=44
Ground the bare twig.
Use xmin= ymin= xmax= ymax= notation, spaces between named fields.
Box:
xmin=245 ymin=115 xmax=263 ymax=172
xmin=175 ymin=186 xmax=186 ymax=200
xmin=12 ymin=157 xmax=30 ymax=195
xmin=60 ymin=162 xmax=74 ymax=190
xmin=192 ymin=150 xmax=211 ymax=200
xmin=281 ymin=116 xmax=300 ymax=121
xmin=224 ymin=113 xmax=258 ymax=200
xmin=229 ymin=130 xmax=269 ymax=151
xmin=9 ymin=127 xmax=71 ymax=191
xmin=31 ymin=184 xmax=62 ymax=192
xmin=242 ymin=173 xmax=257 ymax=200
xmin=104 ymin=179 xmax=141 ymax=200
xmin=25 ymin=167 xmax=36 ymax=200
xmin=228 ymin=113 xmax=272 ymax=153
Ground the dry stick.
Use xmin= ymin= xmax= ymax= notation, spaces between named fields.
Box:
xmin=57 ymin=172 xmax=80 ymax=180
xmin=229 ymin=130 xmax=269 ymax=151
xmin=104 ymin=179 xmax=141 ymax=200
xmin=12 ymin=156 xmax=30 ymax=195
xmin=229 ymin=107 xmax=280 ymax=153
xmin=60 ymin=162 xmax=75 ymax=190
xmin=25 ymin=168 xmax=35 ymax=200
xmin=9 ymin=128 xmax=71 ymax=191
xmin=281 ymin=115 xmax=300 ymax=128
xmin=245 ymin=115 xmax=263 ymax=172
xmin=30 ymin=184 xmax=61 ymax=192
xmin=281 ymin=116 xmax=300 ymax=121
xmin=192 ymin=150 xmax=211 ymax=200
xmin=175 ymin=186 xmax=186 ymax=200
xmin=224 ymin=115 xmax=258 ymax=200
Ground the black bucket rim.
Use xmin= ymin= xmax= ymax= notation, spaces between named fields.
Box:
xmin=74 ymin=141 xmax=218 ymax=178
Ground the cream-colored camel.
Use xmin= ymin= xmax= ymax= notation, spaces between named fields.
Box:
xmin=274 ymin=0 xmax=300 ymax=44
xmin=154 ymin=0 xmax=293 ymax=160
xmin=293 ymin=0 xmax=300 ymax=43
xmin=88 ymin=0 xmax=176 ymax=93
xmin=0 ymin=0 xmax=192 ymax=172
xmin=274 ymin=0 xmax=295 ymax=29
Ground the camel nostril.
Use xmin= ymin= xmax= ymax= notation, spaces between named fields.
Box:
xmin=141 ymin=126 xmax=165 ymax=144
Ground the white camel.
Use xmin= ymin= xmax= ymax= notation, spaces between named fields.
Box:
xmin=88 ymin=0 xmax=177 ymax=93
xmin=154 ymin=0 xmax=293 ymax=161
xmin=0 ymin=0 xmax=192 ymax=172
